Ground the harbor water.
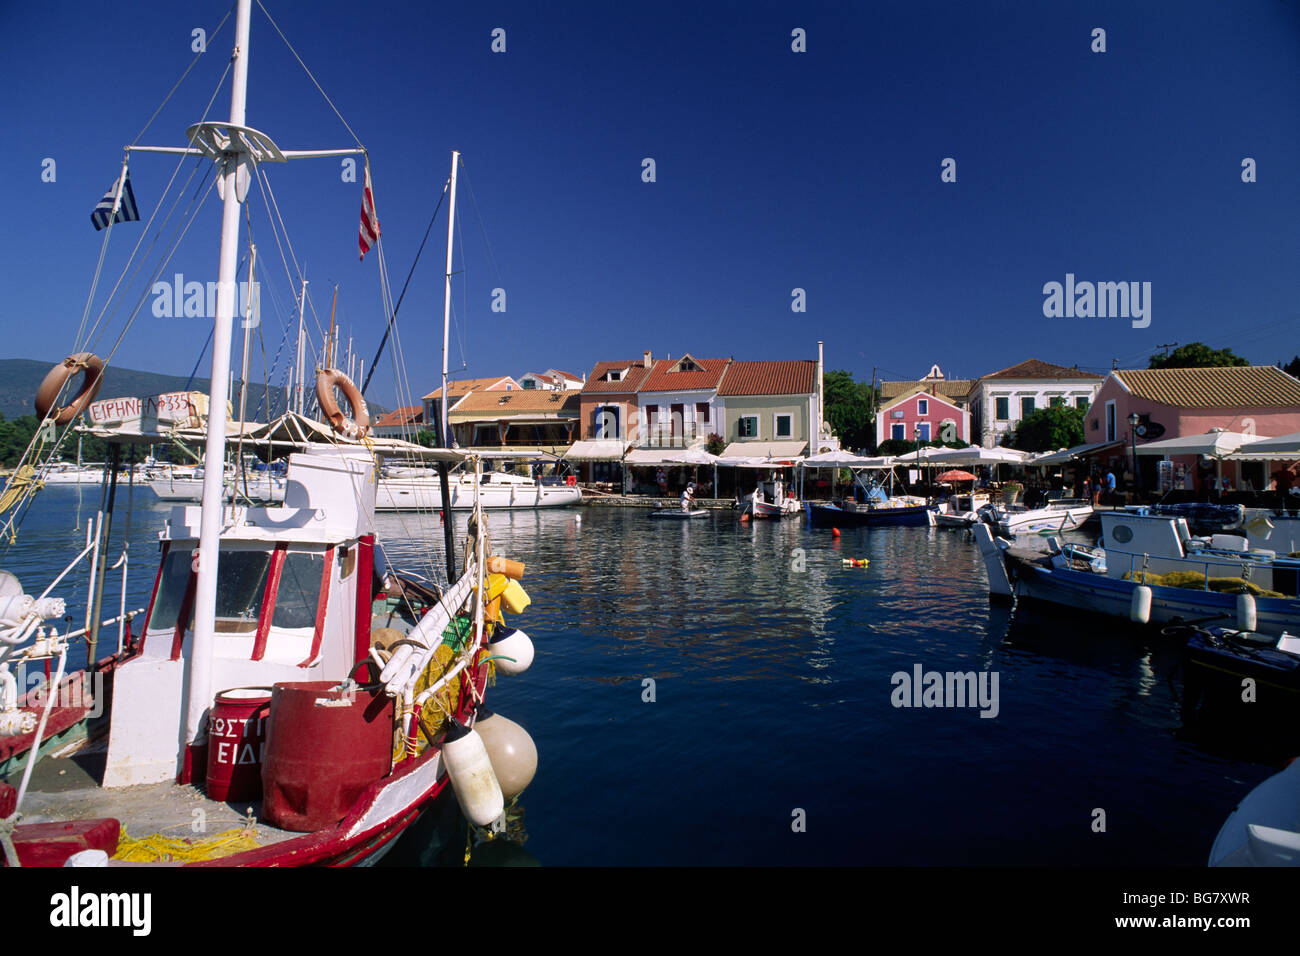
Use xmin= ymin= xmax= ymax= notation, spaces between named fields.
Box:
xmin=3 ymin=486 xmax=1286 ymax=865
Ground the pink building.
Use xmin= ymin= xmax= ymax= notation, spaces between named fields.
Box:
xmin=1086 ymin=366 xmax=1300 ymax=492
xmin=875 ymin=386 xmax=970 ymax=446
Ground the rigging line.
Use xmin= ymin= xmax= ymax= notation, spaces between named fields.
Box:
xmin=254 ymin=163 xmax=328 ymax=347
xmin=255 ymin=0 xmax=365 ymax=148
xmin=460 ymin=166 xmax=505 ymax=288
xmin=80 ymin=61 xmax=233 ymax=353
xmin=129 ymin=4 xmax=235 ymax=147
xmin=360 ymin=177 xmax=452 ymax=394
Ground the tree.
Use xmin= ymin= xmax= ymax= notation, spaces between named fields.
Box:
xmin=1008 ymin=405 xmax=1085 ymax=453
xmin=1149 ymin=343 xmax=1249 ymax=369
xmin=1278 ymin=355 xmax=1300 ymax=379
xmin=822 ymin=370 xmax=874 ymax=452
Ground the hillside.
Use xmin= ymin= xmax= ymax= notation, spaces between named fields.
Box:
xmin=0 ymin=358 xmax=292 ymax=422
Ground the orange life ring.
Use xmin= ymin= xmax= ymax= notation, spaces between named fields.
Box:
xmin=35 ymin=353 xmax=105 ymax=425
xmin=315 ymin=368 xmax=370 ymax=439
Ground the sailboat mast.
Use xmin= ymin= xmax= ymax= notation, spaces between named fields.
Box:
xmin=440 ymin=150 xmax=459 ymax=445
xmin=188 ymin=0 xmax=253 ymax=749
xmin=294 ymin=278 xmax=308 ymax=414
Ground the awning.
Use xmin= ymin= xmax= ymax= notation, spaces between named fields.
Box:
xmin=1136 ymin=430 xmax=1270 ymax=458
xmin=801 ymin=451 xmax=894 ymax=468
xmin=1225 ymin=431 xmax=1300 ymax=460
xmin=1030 ymin=440 xmax=1125 ymax=466
xmin=563 ymin=439 xmax=627 ymax=462
xmin=624 ymin=447 xmax=695 ymax=466
xmin=720 ymin=440 xmax=807 ymax=459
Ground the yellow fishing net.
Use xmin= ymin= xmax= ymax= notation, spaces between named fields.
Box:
xmin=1125 ymin=569 xmax=1284 ymax=598
xmin=112 ymin=824 xmax=262 ymax=863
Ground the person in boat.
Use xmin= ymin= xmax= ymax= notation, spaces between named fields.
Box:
xmin=681 ymin=481 xmax=696 ymax=513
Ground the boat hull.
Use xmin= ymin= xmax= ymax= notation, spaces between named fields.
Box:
xmin=805 ymin=501 xmax=932 ymax=528
xmin=375 ymin=477 xmax=580 ymax=511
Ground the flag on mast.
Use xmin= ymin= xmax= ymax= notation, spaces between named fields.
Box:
xmin=90 ymin=169 xmax=140 ymax=231
xmin=358 ymin=161 xmax=380 ymax=260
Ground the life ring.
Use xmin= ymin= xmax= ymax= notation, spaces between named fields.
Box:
xmin=35 ymin=353 xmax=105 ymax=425
xmin=315 ymin=368 xmax=370 ymax=439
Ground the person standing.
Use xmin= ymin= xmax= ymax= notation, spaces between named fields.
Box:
xmin=656 ymin=467 xmax=667 ymax=498
xmin=1104 ymin=470 xmax=1116 ymax=505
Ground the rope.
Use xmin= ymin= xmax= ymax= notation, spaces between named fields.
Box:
xmin=128 ymin=6 xmax=234 ymax=147
xmin=255 ymin=0 xmax=365 ymax=147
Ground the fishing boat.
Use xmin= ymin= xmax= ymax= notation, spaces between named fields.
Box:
xmin=973 ymin=515 xmax=1300 ymax=635
xmin=806 ymin=497 xmax=932 ymax=528
xmin=1209 ymin=757 xmax=1300 ymax=866
xmin=0 ymin=0 xmax=540 ymax=867
xmin=747 ymin=474 xmax=801 ymax=518
xmin=1179 ymin=625 xmax=1300 ymax=722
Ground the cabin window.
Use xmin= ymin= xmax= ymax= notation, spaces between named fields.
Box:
xmin=148 ymin=549 xmax=192 ymax=631
xmin=917 ymin=399 xmax=928 ymax=415
xmin=995 ymin=397 xmax=1009 ymax=421
xmin=774 ymin=414 xmax=792 ymax=438
xmin=738 ymin=416 xmax=758 ymax=438
xmin=214 ymin=551 xmax=273 ymax=632
xmin=273 ymin=552 xmax=325 ymax=630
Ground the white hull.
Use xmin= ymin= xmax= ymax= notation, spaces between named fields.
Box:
xmin=997 ymin=502 xmax=1093 ymax=535
xmin=148 ymin=475 xmax=286 ymax=503
xmin=376 ymin=474 xmax=581 ymax=511
xmin=1210 ymin=758 xmax=1300 ymax=866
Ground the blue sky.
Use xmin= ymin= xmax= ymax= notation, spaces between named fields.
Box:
xmin=2 ymin=0 xmax=1297 ymax=412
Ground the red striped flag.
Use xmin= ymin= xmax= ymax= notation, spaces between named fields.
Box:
xmin=358 ymin=162 xmax=380 ymax=260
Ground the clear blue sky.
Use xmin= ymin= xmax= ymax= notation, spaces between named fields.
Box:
xmin=2 ymin=0 xmax=1297 ymax=411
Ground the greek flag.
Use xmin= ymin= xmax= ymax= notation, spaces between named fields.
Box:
xmin=90 ymin=170 xmax=140 ymax=230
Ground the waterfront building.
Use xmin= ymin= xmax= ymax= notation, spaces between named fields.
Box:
xmin=716 ymin=359 xmax=819 ymax=459
xmin=519 ymin=369 xmax=584 ymax=391
xmin=419 ymin=375 xmax=519 ymax=439
xmin=875 ymin=385 xmax=970 ymax=447
xmin=371 ymin=405 xmax=425 ymax=439
xmin=967 ymin=359 xmax=1103 ymax=448
xmin=447 ymin=388 xmax=582 ymax=455
xmin=1088 ymin=365 xmax=1300 ymax=493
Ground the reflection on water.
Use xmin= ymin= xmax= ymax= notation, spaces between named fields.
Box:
xmin=4 ymin=491 xmax=1289 ymax=865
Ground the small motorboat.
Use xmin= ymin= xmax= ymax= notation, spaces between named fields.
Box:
xmin=649 ymin=509 xmax=709 ymax=519
xmin=1209 ymin=757 xmax=1300 ymax=866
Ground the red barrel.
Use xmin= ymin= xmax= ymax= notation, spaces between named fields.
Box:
xmin=206 ymin=688 xmax=272 ymax=802
xmin=261 ymin=681 xmax=396 ymax=832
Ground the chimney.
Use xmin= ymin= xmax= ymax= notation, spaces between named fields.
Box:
xmin=643 ymin=350 xmax=653 ymax=368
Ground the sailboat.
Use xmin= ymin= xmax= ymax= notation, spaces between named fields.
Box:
xmin=0 ymin=0 xmax=539 ymax=867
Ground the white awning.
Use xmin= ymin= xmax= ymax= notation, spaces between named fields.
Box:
xmin=1225 ymin=431 xmax=1300 ymax=460
xmin=624 ymin=447 xmax=690 ymax=466
xmin=720 ymin=440 xmax=807 ymax=460
xmin=801 ymin=451 xmax=894 ymax=468
xmin=563 ymin=439 xmax=627 ymax=462
xmin=1135 ymin=430 xmax=1269 ymax=458
xmin=1030 ymin=440 xmax=1125 ymax=466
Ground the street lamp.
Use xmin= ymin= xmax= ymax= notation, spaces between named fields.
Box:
xmin=1127 ymin=411 xmax=1140 ymax=501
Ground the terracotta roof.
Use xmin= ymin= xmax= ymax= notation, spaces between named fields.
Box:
xmin=880 ymin=379 xmax=974 ymax=400
xmin=718 ymin=360 xmax=815 ymax=396
xmin=638 ymin=356 xmax=730 ymax=393
xmin=1114 ymin=366 xmax=1300 ymax=408
xmin=449 ymin=389 xmax=582 ymax=417
xmin=372 ymin=405 xmax=424 ymax=428
xmin=420 ymin=376 xmax=516 ymax=401
xmin=581 ymin=360 xmax=653 ymax=394
xmin=978 ymin=359 xmax=1102 ymax=382
xmin=548 ymin=369 xmax=582 ymax=382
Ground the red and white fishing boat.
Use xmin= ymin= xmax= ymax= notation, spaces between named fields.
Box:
xmin=0 ymin=0 xmax=538 ymax=867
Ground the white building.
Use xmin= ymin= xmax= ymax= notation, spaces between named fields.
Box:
xmin=967 ymin=359 xmax=1103 ymax=448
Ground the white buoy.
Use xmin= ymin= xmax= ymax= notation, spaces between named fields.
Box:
xmin=489 ymin=627 xmax=534 ymax=676
xmin=63 ymin=849 xmax=109 ymax=867
xmin=441 ymin=721 xmax=504 ymax=827
xmin=1129 ymin=585 xmax=1152 ymax=624
xmin=475 ymin=706 xmax=538 ymax=799
xmin=1236 ymin=593 xmax=1257 ymax=632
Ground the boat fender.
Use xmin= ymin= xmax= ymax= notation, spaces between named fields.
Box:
xmin=501 ymin=579 xmax=530 ymax=615
xmin=1130 ymin=585 xmax=1152 ymax=624
xmin=1236 ymin=593 xmax=1257 ymax=633
xmin=474 ymin=706 xmax=538 ymax=799
xmin=442 ymin=721 xmax=505 ymax=827
xmin=488 ymin=627 xmax=534 ymax=676
xmin=315 ymin=368 xmax=370 ymax=439
xmin=35 ymin=353 xmax=104 ymax=425
xmin=486 ymin=555 xmax=526 ymax=580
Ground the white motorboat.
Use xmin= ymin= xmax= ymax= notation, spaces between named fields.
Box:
xmin=376 ymin=466 xmax=580 ymax=511
xmin=930 ymin=491 xmax=991 ymax=529
xmin=1210 ymin=758 xmax=1300 ymax=866
xmin=981 ymin=497 xmax=1094 ymax=535
xmin=748 ymin=475 xmax=800 ymax=518
xmin=148 ymin=469 xmax=286 ymax=504
xmin=36 ymin=463 xmax=107 ymax=485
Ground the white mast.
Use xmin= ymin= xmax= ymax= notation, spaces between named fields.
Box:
xmin=294 ymin=278 xmax=308 ymax=414
xmin=440 ymin=150 xmax=460 ymax=445
xmin=187 ymin=0 xmax=253 ymax=748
